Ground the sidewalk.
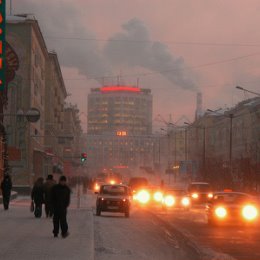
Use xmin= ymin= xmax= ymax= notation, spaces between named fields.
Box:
xmin=0 ymin=192 xmax=95 ymax=260
xmin=0 ymin=191 xmax=18 ymax=204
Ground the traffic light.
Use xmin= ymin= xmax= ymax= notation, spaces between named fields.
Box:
xmin=80 ymin=152 xmax=87 ymax=162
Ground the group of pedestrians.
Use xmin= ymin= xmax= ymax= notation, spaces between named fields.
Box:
xmin=1 ymin=173 xmax=71 ymax=239
xmin=31 ymin=174 xmax=56 ymax=218
xmin=31 ymin=175 xmax=71 ymax=238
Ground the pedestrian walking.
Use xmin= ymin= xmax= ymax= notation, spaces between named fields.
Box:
xmin=31 ymin=177 xmax=44 ymax=218
xmin=1 ymin=174 xmax=12 ymax=210
xmin=43 ymin=174 xmax=56 ymax=218
xmin=51 ymin=175 xmax=71 ymax=238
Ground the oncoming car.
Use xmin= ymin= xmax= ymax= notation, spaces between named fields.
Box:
xmin=162 ymin=189 xmax=191 ymax=210
xmin=96 ymin=184 xmax=131 ymax=218
xmin=206 ymin=191 xmax=260 ymax=225
xmin=188 ymin=182 xmax=213 ymax=204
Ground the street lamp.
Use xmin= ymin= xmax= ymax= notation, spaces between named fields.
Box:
xmin=236 ymin=86 xmax=260 ymax=96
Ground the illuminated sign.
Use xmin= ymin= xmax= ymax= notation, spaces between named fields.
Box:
xmin=0 ymin=0 xmax=5 ymax=90
xmin=101 ymin=86 xmax=141 ymax=93
xmin=116 ymin=131 xmax=127 ymax=136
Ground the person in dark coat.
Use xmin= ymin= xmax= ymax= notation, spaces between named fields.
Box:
xmin=51 ymin=175 xmax=71 ymax=238
xmin=1 ymin=174 xmax=12 ymax=210
xmin=43 ymin=174 xmax=56 ymax=218
xmin=31 ymin=177 xmax=44 ymax=218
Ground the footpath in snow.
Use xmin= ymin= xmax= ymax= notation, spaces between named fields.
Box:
xmin=0 ymin=192 xmax=94 ymax=260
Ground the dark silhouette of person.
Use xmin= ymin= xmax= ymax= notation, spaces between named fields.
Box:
xmin=43 ymin=174 xmax=56 ymax=218
xmin=31 ymin=177 xmax=44 ymax=218
xmin=1 ymin=174 xmax=12 ymax=210
xmin=51 ymin=175 xmax=71 ymax=238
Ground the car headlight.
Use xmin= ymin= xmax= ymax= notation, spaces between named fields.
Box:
xmin=215 ymin=206 xmax=227 ymax=218
xmin=164 ymin=195 xmax=175 ymax=207
xmin=136 ymin=190 xmax=150 ymax=204
xmin=181 ymin=197 xmax=190 ymax=207
xmin=208 ymin=193 xmax=213 ymax=198
xmin=191 ymin=193 xmax=199 ymax=199
xmin=153 ymin=191 xmax=163 ymax=202
xmin=94 ymin=184 xmax=100 ymax=191
xmin=242 ymin=205 xmax=258 ymax=220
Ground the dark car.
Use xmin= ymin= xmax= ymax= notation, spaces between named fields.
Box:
xmin=162 ymin=189 xmax=191 ymax=210
xmin=128 ymin=177 xmax=148 ymax=192
xmin=187 ymin=182 xmax=213 ymax=204
xmin=96 ymin=184 xmax=131 ymax=218
xmin=206 ymin=191 xmax=260 ymax=225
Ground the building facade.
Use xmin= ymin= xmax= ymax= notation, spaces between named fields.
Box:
xmin=87 ymin=85 xmax=152 ymax=135
xmin=186 ymin=97 xmax=260 ymax=190
xmin=86 ymin=85 xmax=154 ymax=174
xmin=5 ymin=15 xmax=49 ymax=186
xmin=44 ymin=52 xmax=67 ymax=177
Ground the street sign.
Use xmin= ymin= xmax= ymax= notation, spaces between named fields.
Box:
xmin=26 ymin=108 xmax=40 ymax=122
xmin=0 ymin=0 xmax=5 ymax=91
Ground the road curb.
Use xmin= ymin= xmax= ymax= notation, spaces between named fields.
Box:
xmin=148 ymin=210 xmax=236 ymax=260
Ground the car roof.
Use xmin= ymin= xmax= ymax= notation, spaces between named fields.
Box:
xmin=189 ymin=182 xmax=210 ymax=185
xmin=214 ymin=191 xmax=252 ymax=196
xmin=100 ymin=184 xmax=128 ymax=188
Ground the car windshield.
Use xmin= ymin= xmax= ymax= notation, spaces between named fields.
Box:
xmin=188 ymin=184 xmax=211 ymax=192
xmin=100 ymin=185 xmax=127 ymax=196
xmin=213 ymin=193 xmax=251 ymax=204
xmin=128 ymin=178 xmax=148 ymax=188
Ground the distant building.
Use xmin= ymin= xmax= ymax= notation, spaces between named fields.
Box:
xmin=187 ymin=97 xmax=260 ymax=190
xmin=86 ymin=85 xmax=154 ymax=173
xmin=87 ymin=85 xmax=152 ymax=135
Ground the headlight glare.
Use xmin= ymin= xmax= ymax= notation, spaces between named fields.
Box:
xmin=164 ymin=195 xmax=175 ymax=207
xmin=192 ymin=193 xmax=199 ymax=199
xmin=136 ymin=190 xmax=150 ymax=204
xmin=215 ymin=207 xmax=227 ymax=218
xmin=181 ymin=197 xmax=190 ymax=206
xmin=153 ymin=191 xmax=163 ymax=202
xmin=242 ymin=205 xmax=258 ymax=220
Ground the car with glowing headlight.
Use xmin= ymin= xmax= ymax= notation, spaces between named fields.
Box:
xmin=96 ymin=184 xmax=131 ymax=218
xmin=162 ymin=189 xmax=191 ymax=210
xmin=188 ymin=182 xmax=213 ymax=204
xmin=206 ymin=192 xmax=259 ymax=225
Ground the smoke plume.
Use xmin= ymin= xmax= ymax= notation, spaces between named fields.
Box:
xmin=104 ymin=18 xmax=198 ymax=91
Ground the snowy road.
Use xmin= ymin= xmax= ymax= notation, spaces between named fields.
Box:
xmin=93 ymin=206 xmax=198 ymax=260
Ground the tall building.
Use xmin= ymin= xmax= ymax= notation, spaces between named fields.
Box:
xmin=5 ymin=15 xmax=49 ymax=186
xmin=86 ymin=85 xmax=154 ymax=174
xmin=44 ymin=51 xmax=67 ymax=176
xmin=87 ymin=85 xmax=152 ymax=135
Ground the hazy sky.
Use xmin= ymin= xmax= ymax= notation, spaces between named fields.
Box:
xmin=12 ymin=0 xmax=260 ymax=130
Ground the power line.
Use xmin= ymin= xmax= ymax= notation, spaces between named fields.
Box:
xmin=44 ymin=35 xmax=260 ymax=47
xmin=63 ymin=52 xmax=260 ymax=81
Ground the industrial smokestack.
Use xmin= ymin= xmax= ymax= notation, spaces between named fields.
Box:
xmin=195 ymin=92 xmax=203 ymax=120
